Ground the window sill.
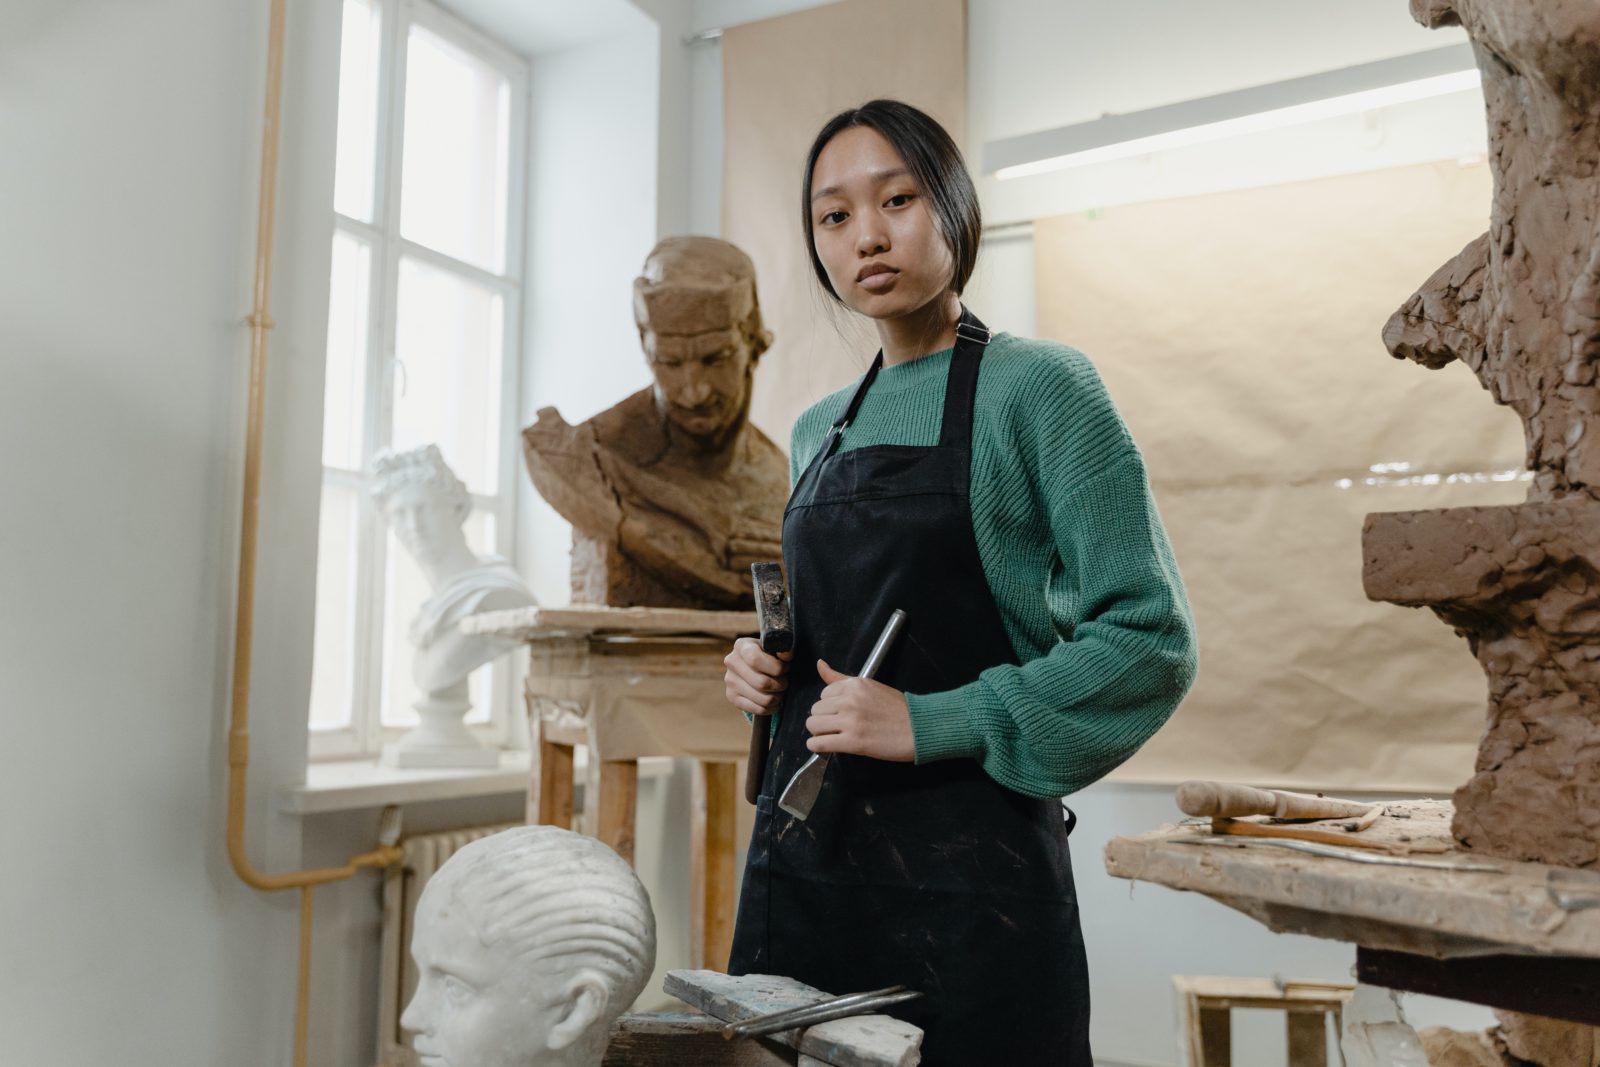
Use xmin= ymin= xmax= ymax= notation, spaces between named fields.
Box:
xmin=277 ymin=750 xmax=676 ymax=815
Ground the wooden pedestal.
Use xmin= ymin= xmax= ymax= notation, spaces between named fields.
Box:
xmin=468 ymin=604 xmax=758 ymax=973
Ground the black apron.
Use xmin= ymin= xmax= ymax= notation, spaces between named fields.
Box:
xmin=728 ymin=310 xmax=1093 ymax=1065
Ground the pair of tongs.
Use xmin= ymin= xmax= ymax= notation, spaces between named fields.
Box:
xmin=721 ymin=983 xmax=923 ymax=1041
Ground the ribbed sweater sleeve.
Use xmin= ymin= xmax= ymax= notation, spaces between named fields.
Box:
xmin=904 ymin=352 xmax=1197 ymax=797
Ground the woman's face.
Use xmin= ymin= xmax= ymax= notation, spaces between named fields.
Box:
xmin=809 ymin=126 xmax=955 ymax=322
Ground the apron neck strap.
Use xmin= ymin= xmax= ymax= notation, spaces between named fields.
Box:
xmin=938 ymin=307 xmax=992 ymax=448
xmin=823 ymin=307 xmax=992 ymax=458
xmin=821 ymin=351 xmax=883 ymax=458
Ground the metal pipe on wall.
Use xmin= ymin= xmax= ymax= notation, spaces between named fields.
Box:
xmin=226 ymin=1 xmax=403 ymax=1063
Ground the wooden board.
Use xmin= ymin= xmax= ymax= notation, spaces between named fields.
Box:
xmin=1104 ymin=820 xmax=1600 ymax=959
xmin=664 ymin=970 xmax=922 ymax=1067
xmin=1170 ymin=975 xmax=1353 ymax=1012
xmin=1356 ymin=948 xmax=1600 ymax=1028
xmin=465 ymin=603 xmax=758 ymax=640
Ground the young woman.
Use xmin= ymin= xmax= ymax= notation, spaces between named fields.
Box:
xmin=723 ymin=99 xmax=1198 ymax=1065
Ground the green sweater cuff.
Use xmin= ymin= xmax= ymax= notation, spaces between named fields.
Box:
xmin=907 ymin=687 xmax=984 ymax=763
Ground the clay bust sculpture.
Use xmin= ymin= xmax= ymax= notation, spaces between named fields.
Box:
xmin=1364 ymin=0 xmax=1600 ymax=868
xmin=401 ymin=825 xmax=656 ymax=1067
xmin=522 ymin=236 xmax=788 ymax=610
xmin=370 ymin=444 xmax=535 ymax=767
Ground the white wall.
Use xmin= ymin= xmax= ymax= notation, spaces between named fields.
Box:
xmin=0 ymin=0 xmax=332 ymax=1062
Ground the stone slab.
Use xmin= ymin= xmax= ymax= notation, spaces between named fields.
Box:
xmin=664 ymin=970 xmax=923 ymax=1067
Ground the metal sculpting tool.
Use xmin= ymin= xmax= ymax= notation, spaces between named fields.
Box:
xmin=776 ymin=608 xmax=907 ymax=820
xmin=721 ymin=984 xmax=923 ymax=1041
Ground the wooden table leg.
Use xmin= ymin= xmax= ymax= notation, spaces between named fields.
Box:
xmin=528 ymin=712 xmax=574 ymax=829
xmin=585 ymin=756 xmax=639 ymax=866
xmin=690 ymin=760 xmax=738 ymax=969
xmin=1286 ymin=1011 xmax=1327 ymax=1066
xmin=1197 ymin=1005 xmax=1231 ymax=1066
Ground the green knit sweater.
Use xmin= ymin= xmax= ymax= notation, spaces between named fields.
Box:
xmin=784 ymin=331 xmax=1197 ymax=799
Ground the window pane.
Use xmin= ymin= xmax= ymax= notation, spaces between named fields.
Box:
xmin=333 ymin=0 xmax=382 ymax=222
xmin=381 ymin=509 xmax=497 ymax=728
xmin=308 ymin=483 xmax=361 ymax=731
xmin=400 ymin=23 xmax=510 ymax=272
xmin=392 ymin=257 xmax=503 ymax=494
xmin=323 ymin=231 xmax=371 ymax=470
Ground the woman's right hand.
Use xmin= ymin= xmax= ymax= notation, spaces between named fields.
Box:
xmin=724 ymin=637 xmax=793 ymax=716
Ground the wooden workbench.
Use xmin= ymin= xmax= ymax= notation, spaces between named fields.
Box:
xmin=1105 ymin=813 xmax=1600 ymax=1025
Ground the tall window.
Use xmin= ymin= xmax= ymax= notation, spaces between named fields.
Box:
xmin=309 ymin=0 xmax=527 ymax=759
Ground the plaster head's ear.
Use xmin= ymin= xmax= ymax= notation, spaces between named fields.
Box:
xmin=1409 ymin=0 xmax=1460 ymax=28
xmin=546 ymin=969 xmax=610 ymax=1051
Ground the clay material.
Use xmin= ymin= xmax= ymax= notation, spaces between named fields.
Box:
xmin=523 ymin=237 xmax=788 ymax=610
xmin=1366 ymin=0 xmax=1600 ymax=868
xmin=1419 ymin=1013 xmax=1600 ymax=1067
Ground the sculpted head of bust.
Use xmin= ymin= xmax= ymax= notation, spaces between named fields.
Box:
xmin=633 ymin=236 xmax=773 ymax=449
xmin=401 ymin=826 xmax=656 ymax=1067
xmin=369 ymin=444 xmax=474 ymax=579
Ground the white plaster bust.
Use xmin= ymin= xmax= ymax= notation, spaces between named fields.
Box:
xmin=370 ymin=444 xmax=535 ymax=767
xmin=401 ymin=825 xmax=657 ymax=1067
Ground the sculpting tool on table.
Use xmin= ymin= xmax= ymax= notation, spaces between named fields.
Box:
xmin=721 ymin=983 xmax=923 ymax=1041
xmin=777 ymin=608 xmax=908 ymax=820
xmin=1176 ymin=780 xmax=1378 ymax=821
xmin=746 ymin=562 xmax=794 ymax=805
xmin=1176 ymin=779 xmax=1387 ymax=848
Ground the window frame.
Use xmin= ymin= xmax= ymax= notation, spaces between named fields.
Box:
xmin=311 ymin=0 xmax=529 ymax=761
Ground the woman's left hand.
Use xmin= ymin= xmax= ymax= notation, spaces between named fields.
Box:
xmin=804 ymin=659 xmax=915 ymax=762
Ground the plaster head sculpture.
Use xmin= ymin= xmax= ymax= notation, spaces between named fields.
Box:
xmin=401 ymin=825 xmax=656 ymax=1067
xmin=370 ymin=444 xmax=536 ymax=768
xmin=523 ymin=236 xmax=789 ymax=610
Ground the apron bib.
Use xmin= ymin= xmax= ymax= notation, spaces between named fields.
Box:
xmin=728 ymin=311 xmax=1093 ymax=1065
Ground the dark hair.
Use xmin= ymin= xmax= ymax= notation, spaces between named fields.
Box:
xmin=801 ymin=99 xmax=982 ymax=302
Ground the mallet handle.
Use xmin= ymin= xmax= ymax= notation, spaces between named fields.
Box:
xmin=1176 ymin=780 xmax=1374 ymax=820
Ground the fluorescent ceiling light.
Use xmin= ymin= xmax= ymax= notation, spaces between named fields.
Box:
xmin=987 ymin=44 xmax=1480 ymax=181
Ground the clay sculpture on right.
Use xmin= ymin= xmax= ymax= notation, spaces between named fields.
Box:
xmin=1364 ymin=0 xmax=1600 ymax=868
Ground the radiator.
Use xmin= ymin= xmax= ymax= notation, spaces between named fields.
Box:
xmin=376 ymin=823 xmax=519 ymax=1067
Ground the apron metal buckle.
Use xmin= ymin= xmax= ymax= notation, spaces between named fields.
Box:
xmin=955 ymin=321 xmax=992 ymax=346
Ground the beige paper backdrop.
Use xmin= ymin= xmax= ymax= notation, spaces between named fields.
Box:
xmin=1036 ymin=160 xmax=1525 ymax=792
xmin=723 ymin=0 xmax=967 ymax=446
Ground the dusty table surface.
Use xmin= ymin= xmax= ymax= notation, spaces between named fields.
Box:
xmin=464 ymin=603 xmax=758 ymax=640
xmin=1104 ymin=815 xmax=1600 ymax=959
